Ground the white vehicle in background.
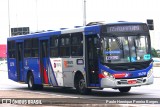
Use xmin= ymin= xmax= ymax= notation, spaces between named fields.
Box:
xmin=152 ymin=57 xmax=160 ymax=67
xmin=0 ymin=60 xmax=7 ymax=71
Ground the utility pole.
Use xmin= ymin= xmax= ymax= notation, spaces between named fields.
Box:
xmin=8 ymin=0 xmax=11 ymax=37
xmin=83 ymin=0 xmax=86 ymax=26
xmin=36 ymin=0 xmax=38 ymax=31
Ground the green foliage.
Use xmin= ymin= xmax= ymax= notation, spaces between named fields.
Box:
xmin=151 ymin=48 xmax=158 ymax=57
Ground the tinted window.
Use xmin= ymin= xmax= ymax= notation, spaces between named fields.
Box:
xmin=71 ymin=32 xmax=83 ymax=56
xmin=59 ymin=34 xmax=70 ymax=57
xmin=50 ymin=36 xmax=59 ymax=57
xmin=32 ymin=38 xmax=39 ymax=57
xmin=24 ymin=38 xmax=39 ymax=57
xmin=8 ymin=40 xmax=15 ymax=58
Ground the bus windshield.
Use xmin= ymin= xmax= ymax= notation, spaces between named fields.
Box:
xmin=101 ymin=34 xmax=151 ymax=63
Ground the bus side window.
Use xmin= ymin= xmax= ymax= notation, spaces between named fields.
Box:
xmin=71 ymin=32 xmax=83 ymax=57
xmin=50 ymin=36 xmax=59 ymax=57
xmin=59 ymin=34 xmax=70 ymax=57
xmin=8 ymin=40 xmax=16 ymax=58
xmin=32 ymin=38 xmax=39 ymax=57
xmin=24 ymin=39 xmax=32 ymax=58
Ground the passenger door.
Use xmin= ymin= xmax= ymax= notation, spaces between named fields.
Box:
xmin=15 ymin=42 xmax=24 ymax=81
xmin=85 ymin=35 xmax=99 ymax=86
xmin=39 ymin=39 xmax=49 ymax=84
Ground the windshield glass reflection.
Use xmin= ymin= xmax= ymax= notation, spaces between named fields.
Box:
xmin=101 ymin=35 xmax=150 ymax=63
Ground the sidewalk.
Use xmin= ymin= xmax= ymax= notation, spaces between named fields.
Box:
xmin=0 ymin=62 xmax=7 ymax=72
xmin=153 ymin=67 xmax=160 ymax=78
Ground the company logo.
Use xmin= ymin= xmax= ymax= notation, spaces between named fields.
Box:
xmin=64 ymin=61 xmax=73 ymax=68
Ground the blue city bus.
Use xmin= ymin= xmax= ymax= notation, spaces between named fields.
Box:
xmin=7 ymin=22 xmax=153 ymax=94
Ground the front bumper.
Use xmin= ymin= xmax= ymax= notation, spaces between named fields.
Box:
xmin=100 ymin=74 xmax=154 ymax=88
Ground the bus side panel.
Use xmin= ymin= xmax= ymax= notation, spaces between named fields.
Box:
xmin=24 ymin=58 xmax=42 ymax=84
xmin=49 ymin=58 xmax=85 ymax=87
xmin=47 ymin=59 xmax=58 ymax=86
xmin=62 ymin=58 xmax=73 ymax=87
xmin=49 ymin=58 xmax=62 ymax=86
xmin=62 ymin=58 xmax=85 ymax=87
xmin=8 ymin=59 xmax=18 ymax=81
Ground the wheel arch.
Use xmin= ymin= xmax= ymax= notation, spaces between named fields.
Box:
xmin=74 ymin=70 xmax=84 ymax=88
xmin=27 ymin=69 xmax=43 ymax=90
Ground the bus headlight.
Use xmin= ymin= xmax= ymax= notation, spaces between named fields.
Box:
xmin=102 ymin=70 xmax=114 ymax=79
xmin=147 ymin=69 xmax=153 ymax=77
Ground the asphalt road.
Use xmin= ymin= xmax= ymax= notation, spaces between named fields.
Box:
xmin=0 ymin=68 xmax=160 ymax=107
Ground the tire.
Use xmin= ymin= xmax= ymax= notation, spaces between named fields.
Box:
xmin=28 ymin=73 xmax=43 ymax=90
xmin=118 ymin=87 xmax=131 ymax=93
xmin=28 ymin=73 xmax=36 ymax=90
xmin=76 ymin=76 xmax=91 ymax=94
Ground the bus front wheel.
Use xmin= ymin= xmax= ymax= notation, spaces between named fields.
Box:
xmin=118 ymin=87 xmax=131 ymax=93
xmin=76 ymin=76 xmax=91 ymax=94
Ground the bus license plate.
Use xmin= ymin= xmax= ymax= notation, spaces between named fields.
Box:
xmin=128 ymin=80 xmax=137 ymax=84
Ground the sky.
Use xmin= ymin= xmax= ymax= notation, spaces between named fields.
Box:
xmin=0 ymin=0 xmax=160 ymax=49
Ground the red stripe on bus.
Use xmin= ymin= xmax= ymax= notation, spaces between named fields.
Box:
xmin=113 ymin=73 xmax=126 ymax=79
xmin=43 ymin=68 xmax=49 ymax=84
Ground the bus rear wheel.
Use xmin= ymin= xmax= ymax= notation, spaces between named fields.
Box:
xmin=28 ymin=73 xmax=43 ymax=90
xmin=28 ymin=73 xmax=36 ymax=90
xmin=118 ymin=87 xmax=131 ymax=93
xmin=76 ymin=76 xmax=91 ymax=94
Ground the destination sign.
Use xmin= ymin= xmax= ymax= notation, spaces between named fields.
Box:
xmin=106 ymin=25 xmax=147 ymax=33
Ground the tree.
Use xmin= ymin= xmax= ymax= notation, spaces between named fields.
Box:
xmin=151 ymin=48 xmax=158 ymax=57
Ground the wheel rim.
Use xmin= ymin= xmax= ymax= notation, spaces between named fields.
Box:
xmin=79 ymin=79 xmax=85 ymax=90
xmin=29 ymin=75 xmax=33 ymax=88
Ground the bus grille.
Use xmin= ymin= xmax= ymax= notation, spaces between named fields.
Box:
xmin=117 ymin=78 xmax=144 ymax=85
xmin=117 ymin=78 xmax=146 ymax=85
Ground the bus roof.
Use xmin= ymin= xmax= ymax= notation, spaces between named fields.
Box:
xmin=7 ymin=30 xmax=61 ymax=41
xmin=7 ymin=21 xmax=146 ymax=41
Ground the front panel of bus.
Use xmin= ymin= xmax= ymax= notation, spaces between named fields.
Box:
xmin=98 ymin=23 xmax=153 ymax=88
